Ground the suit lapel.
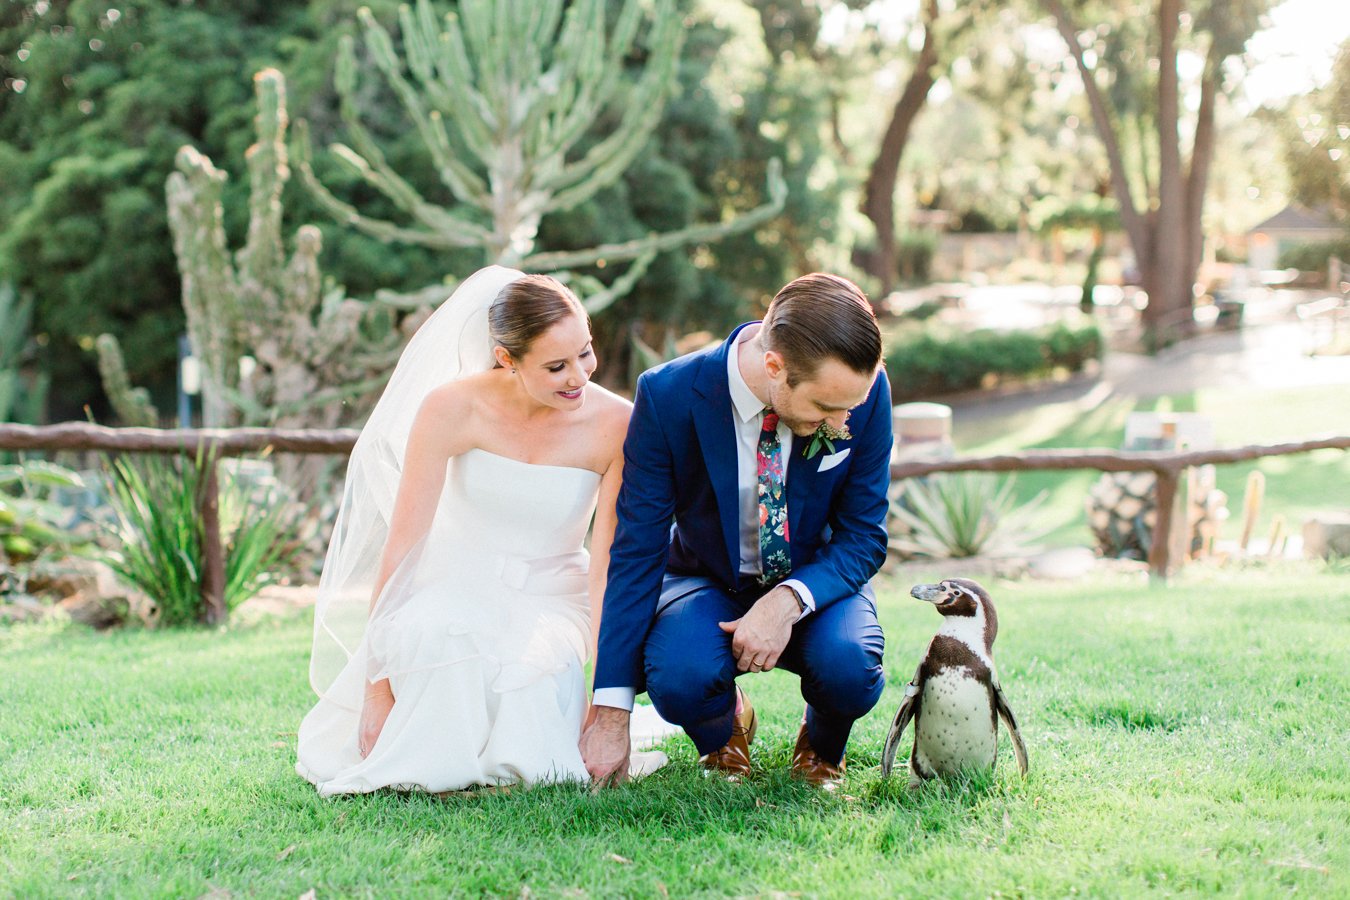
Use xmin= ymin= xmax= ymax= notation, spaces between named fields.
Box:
xmin=785 ymin=436 xmax=817 ymax=566
xmin=692 ymin=326 xmax=752 ymax=582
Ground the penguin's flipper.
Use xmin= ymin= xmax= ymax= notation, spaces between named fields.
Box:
xmin=994 ymin=686 xmax=1029 ymax=776
xmin=880 ymin=678 xmax=921 ymax=777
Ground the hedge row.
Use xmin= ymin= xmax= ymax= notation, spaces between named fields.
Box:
xmin=885 ymin=323 xmax=1103 ymax=401
xmin=1277 ymin=238 xmax=1350 ymax=273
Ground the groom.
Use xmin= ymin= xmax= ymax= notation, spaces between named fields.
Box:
xmin=581 ymin=273 xmax=891 ymax=787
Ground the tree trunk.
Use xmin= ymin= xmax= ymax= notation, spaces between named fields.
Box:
xmin=860 ymin=0 xmax=940 ymax=296
xmin=1082 ymin=229 xmax=1104 ymax=313
xmin=1043 ymin=0 xmax=1149 ymax=277
xmin=1148 ymin=0 xmax=1188 ymax=337
xmin=1183 ymin=45 xmax=1221 ymax=305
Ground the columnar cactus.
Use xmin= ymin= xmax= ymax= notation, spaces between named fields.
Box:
xmin=164 ymin=68 xmax=406 ymax=434
xmin=95 ymin=334 xmax=158 ymax=428
xmin=296 ymin=0 xmax=786 ymax=306
xmin=165 ymin=142 xmax=243 ymax=429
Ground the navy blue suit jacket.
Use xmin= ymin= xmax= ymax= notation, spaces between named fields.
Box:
xmin=593 ymin=323 xmax=893 ymax=693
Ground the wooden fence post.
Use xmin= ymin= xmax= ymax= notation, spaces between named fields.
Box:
xmin=1147 ymin=466 xmax=1180 ymax=583
xmin=198 ymin=451 xmax=227 ymax=625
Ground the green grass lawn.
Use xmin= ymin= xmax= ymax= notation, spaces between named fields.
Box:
xmin=953 ymin=383 xmax=1350 ymax=548
xmin=3 ymin=564 xmax=1348 ymax=897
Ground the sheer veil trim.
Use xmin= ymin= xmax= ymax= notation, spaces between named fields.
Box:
xmin=308 ymin=266 xmax=525 ymax=698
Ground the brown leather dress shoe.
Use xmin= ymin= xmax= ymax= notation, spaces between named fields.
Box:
xmin=699 ymin=686 xmax=757 ymax=779
xmin=791 ymin=721 xmax=845 ymax=789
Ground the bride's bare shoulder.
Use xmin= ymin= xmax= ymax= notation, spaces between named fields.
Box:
xmin=421 ymin=371 xmax=501 ymax=413
xmin=585 ymin=385 xmax=633 ymax=455
xmin=587 ymin=384 xmax=633 ymax=422
xmin=413 ymin=373 xmax=503 ymax=446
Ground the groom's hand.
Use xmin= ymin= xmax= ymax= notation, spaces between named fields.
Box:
xmin=719 ymin=586 xmax=799 ymax=673
xmin=580 ymin=706 xmax=631 ymax=788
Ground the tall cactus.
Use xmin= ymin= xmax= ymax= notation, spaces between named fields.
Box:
xmin=164 ymin=68 xmax=406 ymax=435
xmin=95 ymin=334 xmax=158 ymax=427
xmin=165 ymin=142 xmax=243 ymax=428
xmin=295 ymin=0 xmax=786 ymax=307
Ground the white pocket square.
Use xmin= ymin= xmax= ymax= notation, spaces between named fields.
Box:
xmin=817 ymin=448 xmax=851 ymax=472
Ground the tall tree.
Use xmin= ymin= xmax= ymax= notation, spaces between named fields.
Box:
xmin=1043 ymin=0 xmax=1268 ymax=342
xmin=1272 ymin=38 xmax=1350 ymax=219
xmin=858 ymin=0 xmax=942 ymax=295
xmin=748 ymin=0 xmax=992 ymax=295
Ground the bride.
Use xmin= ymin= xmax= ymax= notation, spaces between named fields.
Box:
xmin=297 ymin=266 xmax=673 ymax=795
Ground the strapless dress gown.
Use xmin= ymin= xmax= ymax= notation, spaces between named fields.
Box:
xmin=296 ymin=449 xmax=674 ymax=795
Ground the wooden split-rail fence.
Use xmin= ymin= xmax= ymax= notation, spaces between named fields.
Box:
xmin=2 ymin=421 xmax=1347 ymax=622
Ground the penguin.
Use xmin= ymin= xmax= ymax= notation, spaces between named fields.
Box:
xmin=880 ymin=578 xmax=1028 ymax=784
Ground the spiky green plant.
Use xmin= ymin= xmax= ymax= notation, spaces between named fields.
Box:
xmin=101 ymin=453 xmax=297 ymax=626
xmin=889 ymin=474 xmax=1048 ymax=559
xmin=103 ymin=454 xmax=203 ymax=626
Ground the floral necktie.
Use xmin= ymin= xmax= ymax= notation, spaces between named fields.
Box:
xmin=757 ymin=410 xmax=790 ymax=584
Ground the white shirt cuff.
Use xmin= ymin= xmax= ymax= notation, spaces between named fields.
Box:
xmin=591 ymin=687 xmax=635 ymax=711
xmin=781 ymin=578 xmax=815 ymax=621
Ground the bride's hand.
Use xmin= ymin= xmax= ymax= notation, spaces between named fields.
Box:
xmin=359 ymin=680 xmax=395 ymax=758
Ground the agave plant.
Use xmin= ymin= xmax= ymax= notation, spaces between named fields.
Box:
xmin=102 ymin=452 xmax=298 ymax=626
xmin=889 ymin=473 xmax=1048 ymax=559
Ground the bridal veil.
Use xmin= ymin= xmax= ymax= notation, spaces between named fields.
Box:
xmin=307 ymin=265 xmax=524 ymax=705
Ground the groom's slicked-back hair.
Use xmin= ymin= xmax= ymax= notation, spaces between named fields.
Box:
xmin=490 ymin=274 xmax=588 ymax=362
xmin=762 ymin=273 xmax=881 ymax=385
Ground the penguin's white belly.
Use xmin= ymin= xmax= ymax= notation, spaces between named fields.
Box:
xmin=915 ymin=668 xmax=997 ymax=776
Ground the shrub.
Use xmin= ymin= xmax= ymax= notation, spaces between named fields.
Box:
xmin=101 ymin=452 xmax=297 ymax=626
xmin=1043 ymin=322 xmax=1103 ymax=370
xmin=907 ymin=300 xmax=944 ymax=322
xmin=1276 ymin=237 xmax=1350 ymax=273
xmin=0 ymin=461 xmax=88 ymax=571
xmin=968 ymin=330 xmax=1044 ymax=379
xmin=897 ymin=231 xmax=938 ymax=284
xmin=885 ymin=322 xmax=1102 ymax=401
xmin=889 ymin=473 xmax=1047 ymax=559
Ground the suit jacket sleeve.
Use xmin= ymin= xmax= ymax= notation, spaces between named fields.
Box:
xmin=790 ymin=369 xmax=893 ymax=611
xmin=592 ymin=374 xmax=676 ymax=691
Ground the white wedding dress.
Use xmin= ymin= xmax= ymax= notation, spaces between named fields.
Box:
xmin=296 ymin=266 xmax=676 ymax=796
xmin=296 ymin=448 xmax=674 ymax=796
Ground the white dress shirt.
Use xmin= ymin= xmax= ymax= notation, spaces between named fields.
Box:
xmin=725 ymin=325 xmax=815 ymax=614
xmin=591 ymin=326 xmax=814 ymax=712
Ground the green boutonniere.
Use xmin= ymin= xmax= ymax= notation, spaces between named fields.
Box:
xmin=802 ymin=421 xmax=851 ymax=459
